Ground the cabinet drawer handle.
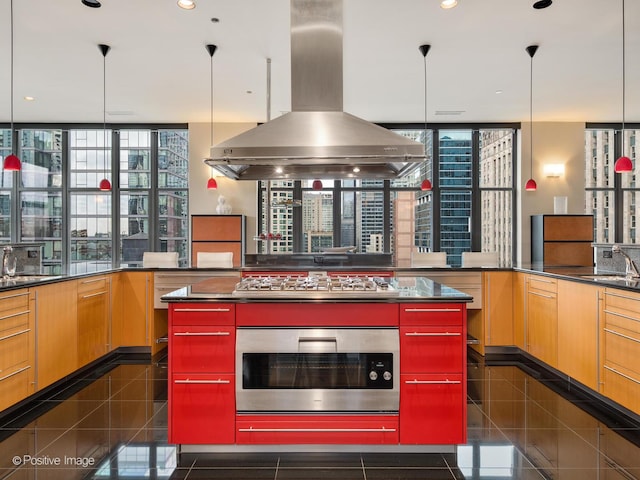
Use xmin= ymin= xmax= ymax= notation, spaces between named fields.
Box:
xmin=0 ymin=310 xmax=30 ymax=321
xmin=531 ymin=278 xmax=554 ymax=284
xmin=405 ymin=332 xmax=460 ymax=337
xmin=81 ymin=291 xmax=107 ymax=299
xmin=80 ymin=277 xmax=106 ymax=284
xmin=238 ymin=427 xmax=396 ymax=433
xmin=0 ymin=328 xmax=31 ymax=342
xmin=173 ymin=331 xmax=230 ymax=337
xmin=403 ymin=308 xmax=461 ymax=313
xmin=528 ymin=291 xmax=554 ymax=299
xmin=0 ymin=292 xmax=30 ymax=301
xmin=404 ymin=379 xmax=461 ymax=385
xmin=606 ymin=291 xmax=640 ymax=302
xmin=604 ymin=365 xmax=640 ymax=385
xmin=174 ymin=308 xmax=231 ymax=313
xmin=603 ymin=309 xmax=640 ymax=324
xmin=0 ymin=365 xmax=30 ymax=383
xmin=174 ymin=379 xmax=230 ymax=384
xmin=604 ymin=328 xmax=640 ymax=344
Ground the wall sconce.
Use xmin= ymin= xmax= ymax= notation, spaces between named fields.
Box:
xmin=543 ymin=164 xmax=565 ymax=177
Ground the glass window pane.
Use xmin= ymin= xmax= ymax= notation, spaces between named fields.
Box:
xmin=302 ymin=188 xmax=333 ymax=253
xmin=20 ymin=191 xmax=63 ymax=274
xmin=440 ymin=130 xmax=472 ymax=188
xmin=622 ymin=190 xmax=639 ymax=244
xmin=20 ymin=130 xmax=63 ymax=188
xmin=159 ymin=190 xmax=189 ymax=265
xmin=1 ymin=128 xmax=15 ymax=190
xmin=120 ymin=192 xmax=150 ymax=266
xmin=585 ymin=129 xmax=615 ymax=188
xmin=159 ymin=130 xmax=189 ymax=189
xmin=70 ymin=129 xmax=111 ymax=188
xmin=120 ymin=130 xmax=151 ymax=189
xmin=440 ymin=190 xmax=471 ymax=267
xmin=481 ymin=190 xmax=511 ymax=267
xmin=70 ymin=192 xmax=112 ymax=273
xmin=0 ymin=191 xmax=11 ymax=242
xmin=619 ymin=129 xmax=639 ymax=189
xmin=391 ymin=129 xmax=432 ymax=189
xmin=479 ymin=129 xmax=513 ymax=188
xmin=358 ymin=185 xmax=385 ymax=253
xmin=586 ymin=189 xmax=614 ymax=243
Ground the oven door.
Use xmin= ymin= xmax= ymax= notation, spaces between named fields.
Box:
xmin=236 ymin=328 xmax=399 ymax=413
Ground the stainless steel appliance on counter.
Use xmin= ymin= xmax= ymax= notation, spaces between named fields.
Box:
xmin=236 ymin=327 xmax=399 ymax=413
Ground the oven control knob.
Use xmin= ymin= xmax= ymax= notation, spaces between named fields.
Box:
xmin=383 ymin=371 xmax=392 ymax=381
xmin=369 ymin=371 xmax=378 ymax=381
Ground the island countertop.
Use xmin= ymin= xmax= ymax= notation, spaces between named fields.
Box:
xmin=161 ymin=275 xmax=474 ymax=303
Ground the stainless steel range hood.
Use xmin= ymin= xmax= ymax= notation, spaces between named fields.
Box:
xmin=205 ymin=0 xmax=425 ymax=181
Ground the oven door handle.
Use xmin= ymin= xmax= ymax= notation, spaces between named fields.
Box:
xmin=404 ymin=379 xmax=461 ymax=385
xmin=238 ymin=427 xmax=396 ymax=433
xmin=404 ymin=332 xmax=461 ymax=337
xmin=173 ymin=332 xmax=230 ymax=337
xmin=298 ymin=337 xmax=337 ymax=352
xmin=174 ymin=379 xmax=231 ymax=384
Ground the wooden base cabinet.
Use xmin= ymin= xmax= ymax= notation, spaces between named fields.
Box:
xmin=526 ymin=275 xmax=558 ymax=368
xmin=77 ymin=276 xmax=110 ymax=366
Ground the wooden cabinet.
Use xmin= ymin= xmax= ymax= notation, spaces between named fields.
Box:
xmin=600 ymin=288 xmax=640 ymax=414
xmin=526 ymin=275 xmax=558 ymax=368
xmin=531 ymin=214 xmax=594 ymax=266
xmin=112 ymin=271 xmax=155 ymax=351
xmin=482 ymin=271 xmax=514 ymax=351
xmin=399 ymin=303 xmax=466 ymax=444
xmin=169 ymin=303 xmax=236 ymax=444
xmin=34 ymin=282 xmax=78 ymax=390
xmin=0 ymin=288 xmax=35 ymax=411
xmin=76 ymin=276 xmax=110 ymax=366
xmin=557 ymin=279 xmax=601 ymax=390
xmin=191 ymin=214 xmax=245 ymax=267
xmin=513 ymin=272 xmax=526 ymax=350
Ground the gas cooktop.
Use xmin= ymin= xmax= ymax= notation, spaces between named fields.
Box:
xmin=232 ymin=275 xmax=399 ymax=298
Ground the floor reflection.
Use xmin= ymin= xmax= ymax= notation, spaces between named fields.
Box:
xmin=0 ymin=352 xmax=638 ymax=480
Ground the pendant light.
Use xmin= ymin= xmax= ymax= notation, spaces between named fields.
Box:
xmin=206 ymin=44 xmax=218 ymax=190
xmin=3 ymin=0 xmax=21 ymax=171
xmin=525 ymin=44 xmax=539 ymax=192
xmin=419 ymin=44 xmax=432 ymax=191
xmin=98 ymin=44 xmax=111 ymax=191
xmin=614 ymin=0 xmax=632 ymax=173
xmin=312 ymin=180 xmax=323 ymax=191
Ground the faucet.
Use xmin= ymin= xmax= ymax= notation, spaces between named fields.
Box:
xmin=2 ymin=246 xmax=13 ymax=277
xmin=612 ymin=245 xmax=640 ymax=278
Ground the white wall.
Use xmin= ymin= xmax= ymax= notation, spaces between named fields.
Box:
xmin=518 ymin=121 xmax=586 ymax=264
xmin=188 ymin=122 xmax=259 ymax=254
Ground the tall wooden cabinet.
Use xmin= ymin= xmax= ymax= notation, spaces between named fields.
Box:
xmin=531 ymin=214 xmax=594 ymax=266
xmin=191 ymin=214 xmax=245 ymax=267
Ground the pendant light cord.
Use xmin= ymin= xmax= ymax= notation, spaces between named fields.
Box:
xmin=530 ymin=51 xmax=533 ymax=179
xmin=103 ymin=49 xmax=107 ymax=175
xmin=210 ymin=52 xmax=214 ymax=147
xmin=621 ymin=0 xmax=626 ymax=139
xmin=10 ymin=0 xmax=15 ymax=155
xmin=423 ymin=54 xmax=428 ymax=147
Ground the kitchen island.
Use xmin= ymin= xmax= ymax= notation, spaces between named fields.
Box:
xmin=163 ymin=274 xmax=472 ymax=452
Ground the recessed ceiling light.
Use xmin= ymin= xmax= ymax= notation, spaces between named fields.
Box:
xmin=495 ymin=90 xmax=503 ymax=95
xmin=440 ymin=0 xmax=458 ymax=9
xmin=177 ymin=0 xmax=195 ymax=10
xmin=24 ymin=96 xmax=35 ymax=101
xmin=533 ymin=0 xmax=552 ymax=9
xmin=275 ymin=167 xmax=283 ymax=174
xmin=81 ymin=0 xmax=101 ymax=7
xmin=352 ymin=166 xmax=360 ymax=173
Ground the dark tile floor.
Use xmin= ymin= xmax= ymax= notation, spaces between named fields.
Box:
xmin=1 ymin=351 xmax=639 ymax=480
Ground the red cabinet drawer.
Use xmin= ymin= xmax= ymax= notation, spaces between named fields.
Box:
xmin=400 ymin=326 xmax=463 ymax=374
xmin=236 ymin=303 xmax=398 ymax=327
xmin=169 ymin=373 xmax=235 ymax=444
xmin=170 ymin=303 xmax=235 ymax=325
xmin=399 ymin=303 xmax=464 ymax=326
xmin=236 ymin=415 xmax=399 ymax=444
xmin=170 ymin=325 xmax=235 ymax=373
xmin=399 ymin=373 xmax=465 ymax=444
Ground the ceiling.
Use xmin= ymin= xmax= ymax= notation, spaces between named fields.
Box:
xmin=0 ymin=0 xmax=638 ymax=126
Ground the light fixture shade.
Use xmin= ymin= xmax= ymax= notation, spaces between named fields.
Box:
xmin=614 ymin=155 xmax=633 ymax=173
xmin=99 ymin=178 xmax=112 ymax=191
xmin=525 ymin=178 xmax=537 ymax=191
xmin=312 ymin=179 xmax=323 ymax=190
xmin=3 ymin=154 xmax=21 ymax=171
xmin=177 ymin=0 xmax=195 ymax=9
xmin=207 ymin=177 xmax=218 ymax=189
xmin=420 ymin=179 xmax=432 ymax=191
xmin=440 ymin=0 xmax=458 ymax=8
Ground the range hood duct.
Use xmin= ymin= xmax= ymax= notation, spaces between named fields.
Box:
xmin=205 ymin=0 xmax=425 ymax=181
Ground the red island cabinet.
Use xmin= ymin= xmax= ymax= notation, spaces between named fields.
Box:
xmin=399 ymin=303 xmax=467 ymax=444
xmin=169 ymin=303 xmax=236 ymax=444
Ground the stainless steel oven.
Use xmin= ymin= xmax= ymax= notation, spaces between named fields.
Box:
xmin=236 ymin=328 xmax=399 ymax=413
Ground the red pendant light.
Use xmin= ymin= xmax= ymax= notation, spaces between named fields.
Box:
xmin=419 ymin=44 xmax=432 ymax=192
xmin=614 ymin=0 xmax=633 ymax=174
xmin=206 ymin=44 xmax=219 ymax=189
xmin=312 ymin=179 xmax=323 ymax=190
xmin=98 ymin=43 xmax=111 ymax=191
xmin=3 ymin=0 xmax=21 ymax=172
xmin=525 ymin=45 xmax=539 ymax=192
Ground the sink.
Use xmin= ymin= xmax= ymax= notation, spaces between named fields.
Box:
xmin=580 ymin=274 xmax=637 ymax=282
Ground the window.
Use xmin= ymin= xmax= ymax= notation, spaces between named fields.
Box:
xmin=258 ymin=125 xmax=516 ymax=267
xmin=2 ymin=125 xmax=189 ymax=274
xmin=585 ymin=126 xmax=640 ymax=244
